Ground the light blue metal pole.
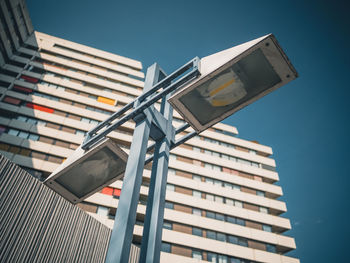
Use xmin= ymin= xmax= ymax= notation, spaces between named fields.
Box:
xmin=104 ymin=64 xmax=161 ymax=263
xmin=140 ymin=65 xmax=174 ymax=263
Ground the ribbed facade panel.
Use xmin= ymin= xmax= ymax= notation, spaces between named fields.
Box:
xmin=0 ymin=155 xmax=141 ymax=263
xmin=0 ymin=155 xmax=111 ymax=262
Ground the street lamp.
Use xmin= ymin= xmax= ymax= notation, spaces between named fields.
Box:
xmin=44 ymin=34 xmax=297 ymax=263
xmin=169 ymin=34 xmax=297 ymax=132
xmin=45 ymin=138 xmax=128 ymax=204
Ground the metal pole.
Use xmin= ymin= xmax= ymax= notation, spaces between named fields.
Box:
xmin=140 ymin=66 xmax=174 ymax=263
xmin=104 ymin=64 xmax=160 ymax=263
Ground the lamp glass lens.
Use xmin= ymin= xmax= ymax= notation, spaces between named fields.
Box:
xmin=179 ymin=48 xmax=281 ymax=126
xmin=56 ymin=147 xmax=126 ymax=198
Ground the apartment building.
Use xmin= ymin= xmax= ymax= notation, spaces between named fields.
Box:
xmin=0 ymin=1 xmax=299 ymax=262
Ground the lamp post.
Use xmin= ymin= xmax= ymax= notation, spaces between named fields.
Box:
xmin=44 ymin=34 xmax=297 ymax=263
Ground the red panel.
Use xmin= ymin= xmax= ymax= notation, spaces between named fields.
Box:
xmin=101 ymin=187 xmax=113 ymax=195
xmin=3 ymin=96 xmax=21 ymax=105
xmin=21 ymin=75 xmax=39 ymax=83
xmin=0 ymin=125 xmax=6 ymax=135
xmin=13 ymin=85 xmax=33 ymax=94
xmin=26 ymin=103 xmax=54 ymax=113
xmin=113 ymin=189 xmax=121 ymax=197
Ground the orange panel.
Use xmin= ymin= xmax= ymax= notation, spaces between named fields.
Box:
xmin=97 ymin=96 xmax=115 ymax=105
xmin=113 ymin=189 xmax=121 ymax=197
xmin=101 ymin=187 xmax=113 ymax=195
xmin=26 ymin=103 xmax=54 ymax=113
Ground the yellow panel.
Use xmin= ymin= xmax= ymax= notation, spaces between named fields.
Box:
xmin=97 ymin=96 xmax=115 ymax=105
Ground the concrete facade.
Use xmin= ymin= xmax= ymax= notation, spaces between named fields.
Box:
xmin=0 ymin=1 xmax=299 ymax=262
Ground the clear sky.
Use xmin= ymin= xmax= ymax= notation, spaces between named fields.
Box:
xmin=27 ymin=0 xmax=349 ymax=262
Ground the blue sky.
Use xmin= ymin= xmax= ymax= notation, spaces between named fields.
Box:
xmin=27 ymin=1 xmax=349 ymax=262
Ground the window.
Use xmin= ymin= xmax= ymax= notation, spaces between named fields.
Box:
xmin=262 ymin=224 xmax=272 ymax=232
xmin=18 ymin=131 xmax=29 ymax=139
xmin=215 ymin=196 xmax=224 ymax=203
xmin=37 ymin=120 xmax=46 ymax=126
xmin=213 ymin=165 xmax=221 ymax=172
xmin=27 ymin=118 xmax=37 ymax=124
xmin=96 ymin=206 xmax=108 ymax=216
xmin=8 ymin=129 xmax=19 ymax=136
xmin=169 ymin=154 xmax=176 ymax=161
xmin=166 ymin=184 xmax=175 ymax=191
xmin=192 ymin=250 xmax=202 ymax=260
xmin=163 ymin=222 xmax=172 ymax=230
xmin=204 ymin=163 xmax=213 ymax=169
xmin=228 ymin=235 xmax=238 ymax=244
xmin=217 ymin=232 xmax=226 ymax=242
xmin=256 ymin=190 xmax=265 ymax=197
xmin=193 ymin=175 xmax=201 ymax=182
xmin=75 ymin=130 xmax=86 ymax=137
xmin=230 ymin=257 xmax=241 ymax=263
xmin=229 ymin=156 xmax=236 ymax=162
xmin=215 ymin=213 xmax=225 ymax=221
xmin=266 ymin=244 xmax=276 ymax=253
xmin=28 ymin=134 xmax=39 ymax=141
xmin=90 ymin=120 xmax=99 ymax=125
xmin=192 ymin=208 xmax=201 ymax=216
xmin=235 ymin=201 xmax=243 ymax=208
xmin=81 ymin=117 xmax=90 ymax=123
xmin=252 ymin=162 xmax=259 ymax=168
xmin=221 ymin=154 xmax=229 ymax=160
xmin=206 ymin=194 xmax=214 ymax=201
xmin=226 ymin=199 xmax=234 ymax=206
xmin=204 ymin=149 xmax=211 ymax=155
xmin=193 ymin=146 xmax=201 ymax=152
xmin=212 ymin=151 xmax=220 ymax=157
xmin=214 ymin=180 xmax=222 ymax=187
xmin=249 ymin=149 xmax=257 ymax=155
xmin=207 ymin=230 xmax=216 ymax=240
xmin=233 ymin=185 xmax=241 ymax=191
xmin=224 ymin=182 xmax=232 ymax=189
xmin=165 ymin=202 xmax=173 ymax=209
xmin=192 ymin=227 xmax=202 ymax=237
xmin=238 ymin=238 xmax=248 ymax=247
xmin=161 ymin=242 xmax=171 ymax=253
xmin=226 ymin=216 xmax=236 ymax=224
xmin=207 ymin=252 xmax=218 ymax=263
xmin=168 ymin=168 xmax=175 ymax=175
xmin=236 ymin=218 xmax=245 ymax=226
xmin=206 ymin=211 xmax=215 ymax=219
xmin=260 ymin=207 xmax=268 ymax=214
xmin=193 ymin=190 xmax=201 ymax=198
xmin=206 ymin=178 xmax=214 ymax=184
xmin=218 ymin=255 xmax=228 ymax=263
xmin=17 ymin=116 xmax=27 ymax=122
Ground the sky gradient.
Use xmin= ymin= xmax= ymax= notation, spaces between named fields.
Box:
xmin=27 ymin=1 xmax=349 ymax=262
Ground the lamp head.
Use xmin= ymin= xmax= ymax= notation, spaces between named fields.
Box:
xmin=44 ymin=138 xmax=128 ymax=204
xmin=169 ymin=34 xmax=298 ymax=132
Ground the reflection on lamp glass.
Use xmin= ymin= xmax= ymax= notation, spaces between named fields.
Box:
xmin=55 ymin=147 xmax=126 ymax=198
xmin=199 ymin=68 xmax=247 ymax=107
xmin=179 ymin=48 xmax=281 ymax=126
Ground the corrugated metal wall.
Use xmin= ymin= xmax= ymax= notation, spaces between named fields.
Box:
xmin=0 ymin=155 xmax=140 ymax=263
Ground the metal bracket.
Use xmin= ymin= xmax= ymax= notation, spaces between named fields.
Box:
xmin=149 ymin=107 xmax=174 ymax=141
